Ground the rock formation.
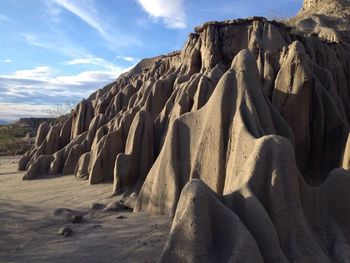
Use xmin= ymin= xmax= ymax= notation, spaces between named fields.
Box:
xmin=289 ymin=0 xmax=350 ymax=42
xmin=19 ymin=0 xmax=350 ymax=261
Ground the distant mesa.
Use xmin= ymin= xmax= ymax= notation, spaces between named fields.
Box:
xmin=0 ymin=117 xmax=56 ymax=156
xmin=16 ymin=118 xmax=56 ymax=129
xmin=0 ymin=120 xmax=9 ymax=125
xmin=18 ymin=0 xmax=350 ymax=262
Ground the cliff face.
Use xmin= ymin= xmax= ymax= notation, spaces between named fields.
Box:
xmin=19 ymin=1 xmax=350 ymax=262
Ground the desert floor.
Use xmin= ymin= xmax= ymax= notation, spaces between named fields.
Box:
xmin=0 ymin=156 xmax=170 ymax=263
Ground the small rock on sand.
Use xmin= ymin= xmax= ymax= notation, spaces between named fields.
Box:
xmin=71 ymin=215 xmax=83 ymax=223
xmin=58 ymin=227 xmax=73 ymax=237
xmin=103 ymin=201 xmax=132 ymax=212
xmin=91 ymin=202 xmax=106 ymax=210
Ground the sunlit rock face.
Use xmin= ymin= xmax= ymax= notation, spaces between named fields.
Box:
xmin=290 ymin=0 xmax=350 ymax=42
xmin=302 ymin=0 xmax=324 ymax=9
xmin=302 ymin=0 xmax=350 ymax=10
xmin=19 ymin=0 xmax=350 ymax=262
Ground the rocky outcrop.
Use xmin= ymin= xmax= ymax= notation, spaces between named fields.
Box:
xmin=134 ymin=50 xmax=295 ymax=216
xmin=113 ymin=110 xmax=154 ymax=194
xmin=70 ymin=99 xmax=93 ymax=140
xmin=289 ymin=0 xmax=350 ymax=42
xmin=20 ymin=0 xmax=350 ymax=261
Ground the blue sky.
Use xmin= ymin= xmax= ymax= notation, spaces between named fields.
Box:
xmin=0 ymin=0 xmax=302 ymax=121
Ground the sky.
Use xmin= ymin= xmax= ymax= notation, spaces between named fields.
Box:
xmin=0 ymin=0 xmax=302 ymax=121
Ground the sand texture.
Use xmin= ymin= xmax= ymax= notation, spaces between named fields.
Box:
xmin=0 ymin=157 xmax=169 ymax=263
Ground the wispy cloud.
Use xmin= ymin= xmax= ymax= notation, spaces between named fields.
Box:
xmin=137 ymin=0 xmax=186 ymax=29
xmin=51 ymin=0 xmax=107 ymax=36
xmin=1 ymin=59 xmax=12 ymax=63
xmin=21 ymin=33 xmax=91 ymax=58
xmin=49 ymin=0 xmax=138 ymax=48
xmin=67 ymin=57 xmax=104 ymax=65
xmin=22 ymin=33 xmax=51 ymax=49
xmin=66 ymin=56 xmax=131 ymax=73
xmin=115 ymin=56 xmax=140 ymax=63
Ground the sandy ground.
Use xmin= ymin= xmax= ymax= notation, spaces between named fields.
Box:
xmin=0 ymin=156 xmax=170 ymax=263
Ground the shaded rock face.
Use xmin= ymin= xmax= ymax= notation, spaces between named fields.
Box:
xmin=20 ymin=1 xmax=350 ymax=262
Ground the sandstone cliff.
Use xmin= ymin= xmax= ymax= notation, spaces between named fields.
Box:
xmin=19 ymin=0 xmax=350 ymax=261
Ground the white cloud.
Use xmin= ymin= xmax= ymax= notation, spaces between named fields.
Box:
xmin=115 ymin=56 xmax=140 ymax=63
xmin=0 ymin=64 xmax=132 ymax=120
xmin=0 ymin=102 xmax=53 ymax=121
xmin=137 ymin=0 xmax=186 ymax=29
xmin=6 ymin=66 xmax=51 ymax=80
xmin=0 ymin=65 xmax=126 ymax=87
xmin=0 ymin=64 xmax=129 ymax=120
xmin=51 ymin=0 xmax=107 ymax=36
xmin=0 ymin=55 xmax=138 ymax=116
xmin=67 ymin=57 xmax=104 ymax=65
xmin=1 ymin=59 xmax=12 ymax=63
